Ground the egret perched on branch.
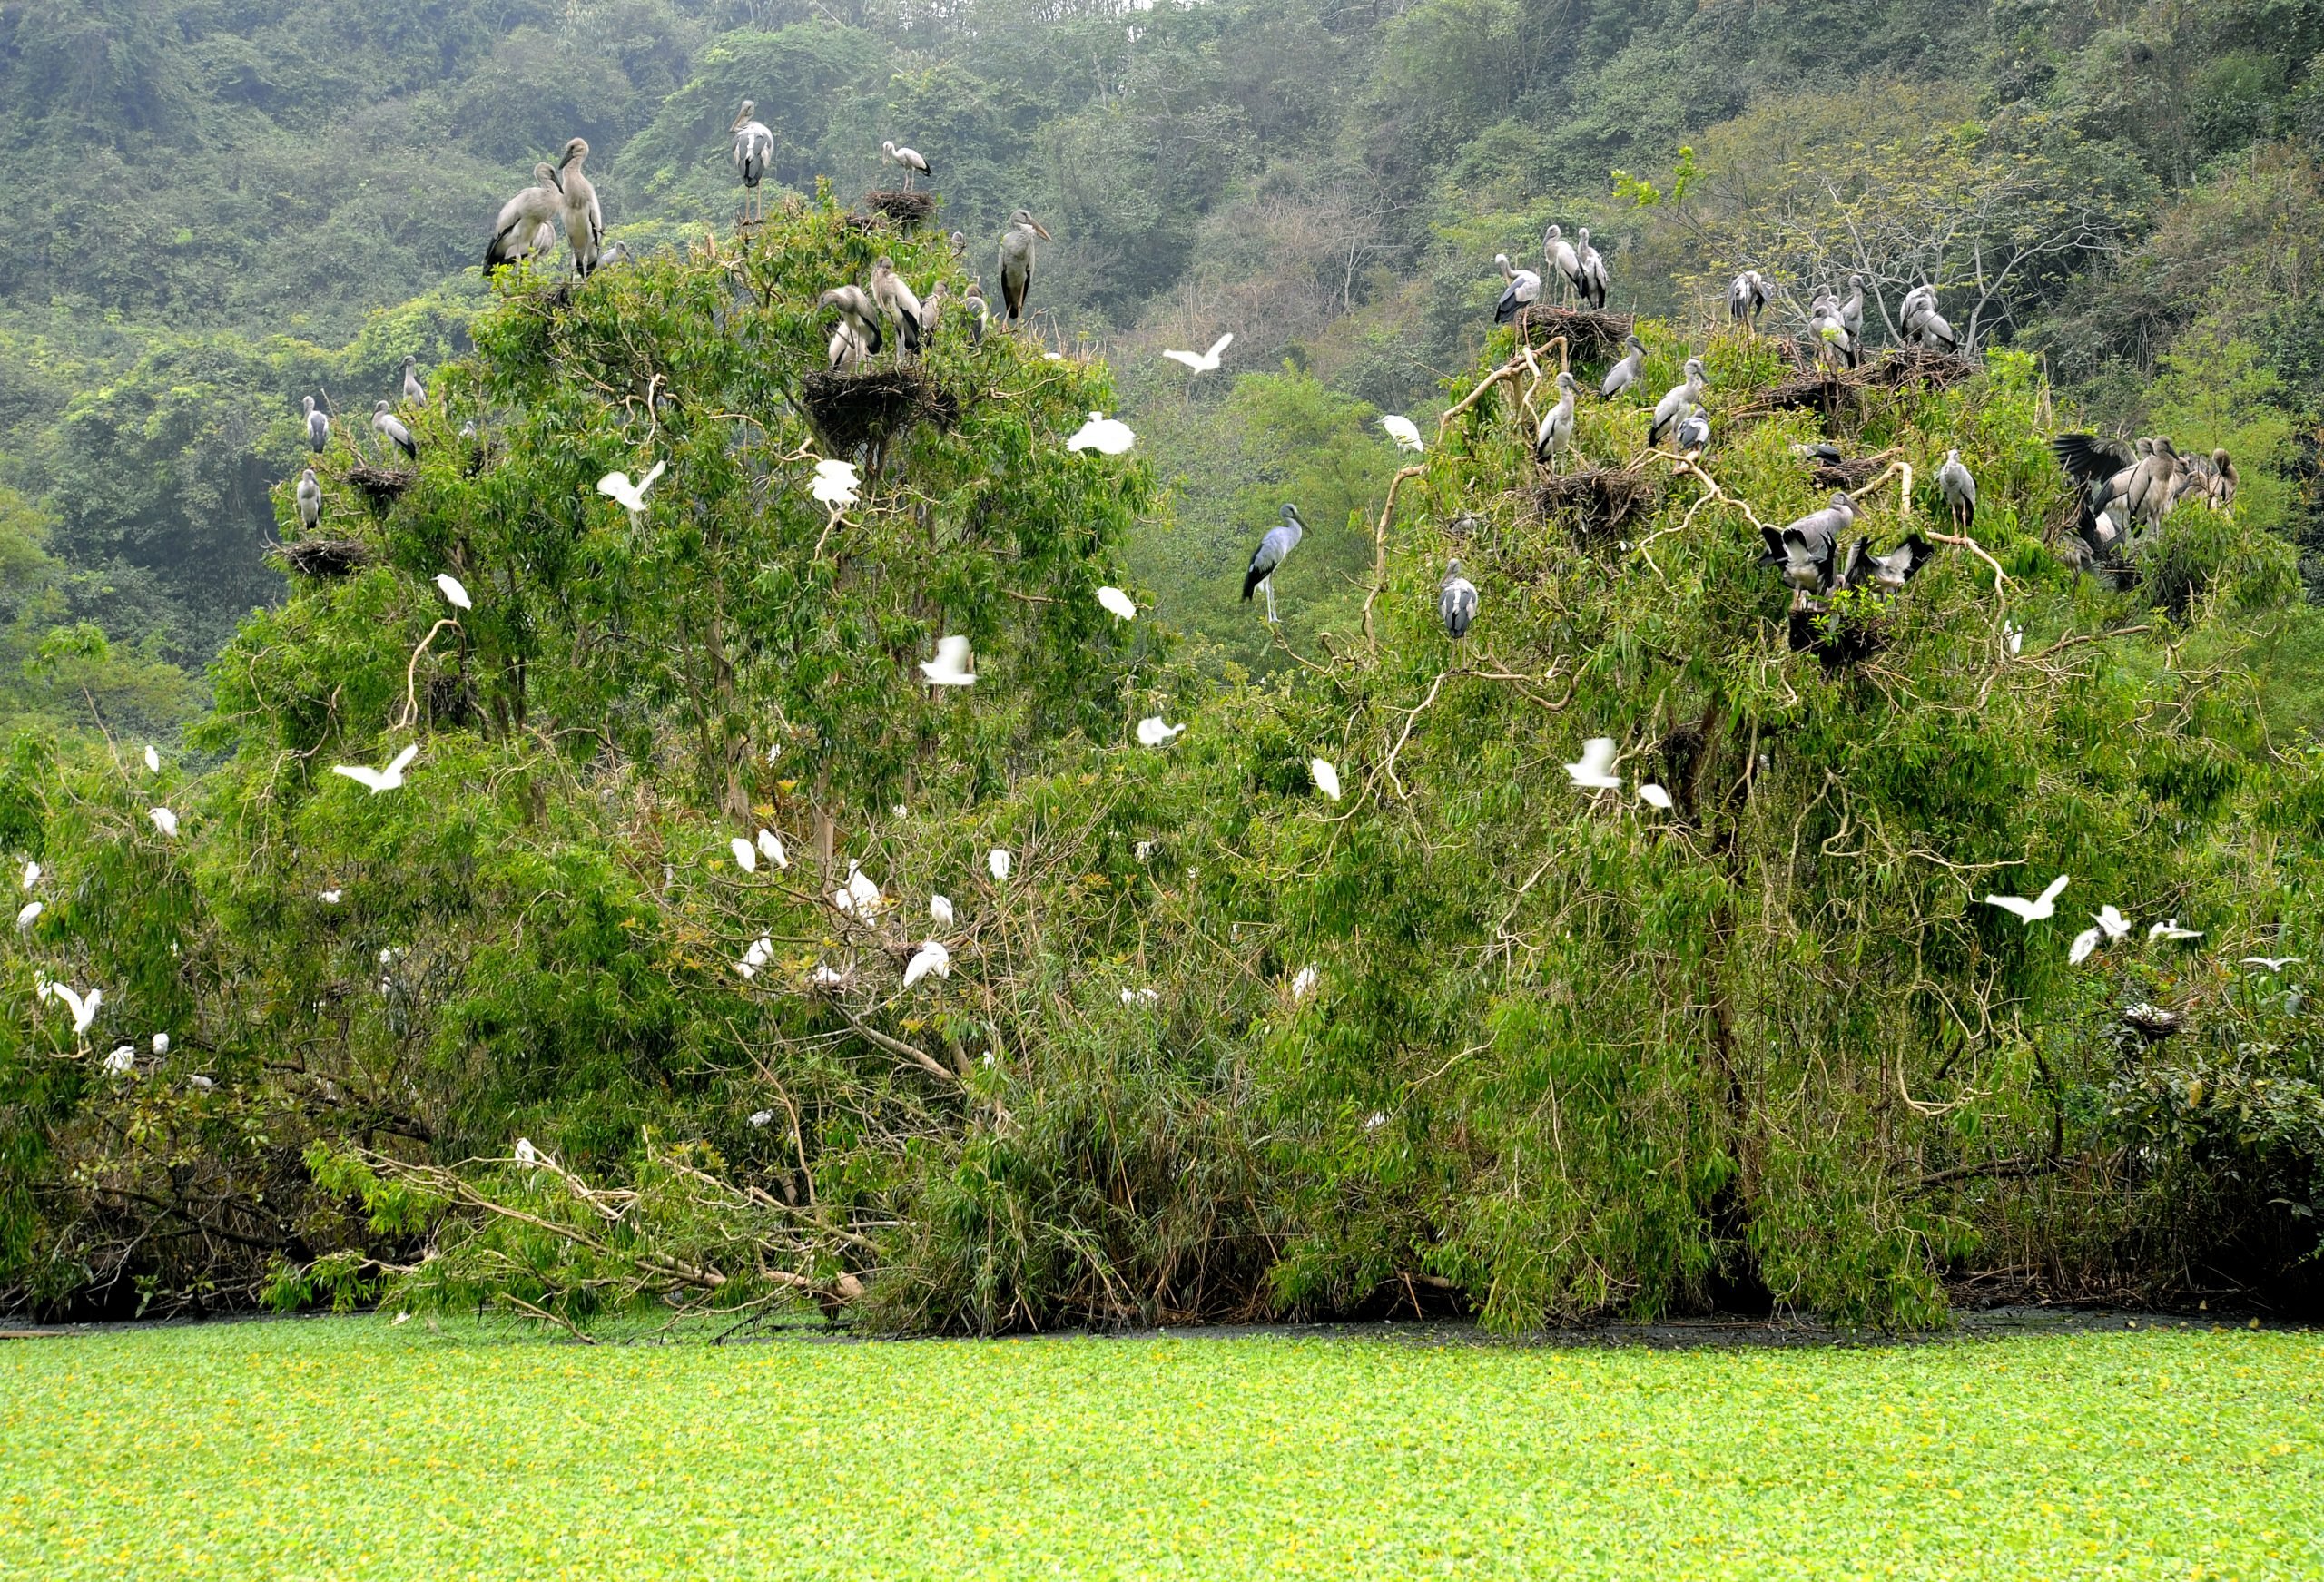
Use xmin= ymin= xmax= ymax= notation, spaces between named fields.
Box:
xmin=143 ymin=743 xmax=160 ymax=773
xmin=988 ymin=848 xmax=1012 ymax=882
xmin=333 ymin=743 xmax=419 ymax=794
xmin=930 ymin=894 xmax=954 ymax=928
xmin=45 ymin=983 xmax=101 ymax=1039
xmin=1565 ymin=738 xmax=1620 ymax=791
xmin=484 ymin=162 xmax=566 ymax=275
xmin=435 ymin=573 xmax=472 ymax=611
xmin=1137 ymin=717 xmax=1184 ymax=747
xmin=756 ymin=830 xmax=787 ymax=870
xmin=372 ymin=402 xmax=416 ymax=461
xmin=730 ymin=836 xmax=759 ymax=873
xmin=598 ymin=461 xmax=667 ymax=522
xmin=556 ymin=137 xmax=603 ymax=278
xmin=1164 ymin=333 xmax=1233 ymax=374
xmin=1647 ymin=358 xmax=1706 ymax=447
xmin=1310 ymin=758 xmax=1342 ymax=801
xmin=1492 ymin=253 xmax=1541 ymax=325
xmin=1068 ymin=413 xmax=1136 ymax=455
xmin=1241 ymin=504 xmax=1306 ymax=624
xmin=870 ymin=256 xmax=923 ymax=356
xmin=1439 ymin=561 xmax=1477 ymax=640
xmin=903 ymin=939 xmax=950 ymax=987
xmin=303 ymin=397 xmax=330 ymax=454
xmin=999 ymin=210 xmax=1052 ymax=327
xmin=921 ymin=635 xmax=977 ymax=687
xmin=1600 ymin=334 xmax=1645 ymax=399
xmin=1380 ymin=415 xmax=1423 ymax=453
xmin=1638 ymin=783 xmax=1673 ymax=811
xmin=1986 ymin=875 xmax=2070 ymax=923
xmin=1097 ymin=586 xmax=1137 ymax=621
xmin=296 ymin=468 xmax=322 ymax=532
xmin=881 ymin=140 xmax=931 ymax=191
xmin=149 ymin=807 xmax=179 ymax=838
xmin=732 ymin=102 xmax=773 ymax=223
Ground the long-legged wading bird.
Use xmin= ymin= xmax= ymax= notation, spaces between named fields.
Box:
xmin=1533 ymin=371 xmax=1578 ymax=470
xmin=1676 ymin=409 xmax=1710 ymax=453
xmin=401 ymin=356 xmax=427 ymax=408
xmin=921 ymin=280 xmax=948 ymax=339
xmin=1899 ymin=283 xmax=1936 ymax=341
xmin=732 ymin=101 xmax=773 ymax=223
xmin=963 ymin=279 xmax=990 ymax=344
xmin=819 ymin=285 xmax=885 ymax=358
xmin=1242 ymin=504 xmax=1305 ymax=624
xmin=556 ymin=137 xmax=603 ymax=278
xmin=1937 ymin=448 xmax=1976 ymax=530
xmin=881 ymin=140 xmax=931 ymax=191
xmin=1838 ymin=275 xmax=1866 ymax=368
xmin=1574 ymin=227 xmax=1609 ymax=310
xmin=1600 ymin=333 xmax=1645 ymax=399
xmin=1439 ymin=561 xmax=1478 ymax=640
xmin=483 ymin=162 xmax=565 ymax=275
xmin=1542 ymin=223 xmax=1581 ymax=307
xmin=1492 ymin=253 xmax=1541 ymax=325
xmin=303 ymin=396 xmax=330 ymax=453
xmin=1837 ymin=533 xmax=1933 ymax=593
xmin=1000 ymin=210 xmax=1051 ymax=327
xmin=827 ymin=318 xmax=869 ymax=372
xmin=1728 ymin=270 xmax=1768 ymax=329
xmin=2208 ymin=448 xmax=2239 ymax=511
xmin=372 ymin=401 xmax=416 ymax=461
xmin=1648 ymin=357 xmax=1706 ymax=447
xmin=1758 ymin=493 xmax=1857 ymax=594
xmin=296 ymin=467 xmax=321 ymax=532
xmin=2049 ymin=433 xmax=2140 ymax=544
xmin=871 ymin=256 xmax=923 ymax=356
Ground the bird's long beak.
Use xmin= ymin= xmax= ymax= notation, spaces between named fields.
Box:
xmin=1031 ymin=221 xmax=1053 ymax=240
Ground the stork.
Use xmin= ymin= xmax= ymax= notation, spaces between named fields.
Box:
xmin=1758 ymin=493 xmax=1858 ymax=594
xmin=556 ymin=137 xmax=603 ymax=279
xmin=302 ymin=396 xmax=330 ymax=454
xmin=401 ymin=356 xmax=427 ymax=409
xmin=1647 ymin=357 xmax=1706 ymax=447
xmin=1574 ymin=227 xmax=1609 ymax=310
xmin=1533 ymin=372 xmax=1578 ymax=472
xmin=1242 ymin=504 xmax=1305 ymax=624
xmin=371 ymin=401 xmax=416 ymax=461
xmin=819 ymin=286 xmax=885 ymax=358
xmin=1837 ymin=276 xmax=1866 ymax=368
xmin=1936 ymin=448 xmax=1976 ymax=530
xmin=1439 ymin=562 xmax=1478 ymax=640
xmin=483 ymin=162 xmax=564 ymax=275
xmin=732 ymin=101 xmax=774 ymax=224
xmin=870 ymin=256 xmax=923 ymax=356
xmin=1600 ymin=333 xmax=1646 ymax=399
xmin=1000 ymin=210 xmax=1051 ymax=328
xmin=1728 ymin=270 xmax=1768 ymax=329
xmin=881 ymin=140 xmax=931 ymax=191
xmin=962 ymin=279 xmax=990 ymax=344
xmin=1492 ymin=253 xmax=1541 ymax=325
xmin=1543 ymin=223 xmax=1581 ymax=307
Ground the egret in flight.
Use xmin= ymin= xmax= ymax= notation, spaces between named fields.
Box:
xmin=1163 ymin=334 xmax=1233 ymax=374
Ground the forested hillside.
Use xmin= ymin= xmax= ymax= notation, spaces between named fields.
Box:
xmin=6 ymin=1 xmax=2324 ymax=1331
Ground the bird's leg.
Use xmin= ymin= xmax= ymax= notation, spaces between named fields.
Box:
xmin=1264 ymin=578 xmax=1278 ymax=624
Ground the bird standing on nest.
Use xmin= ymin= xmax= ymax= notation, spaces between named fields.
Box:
xmin=871 ymin=257 xmax=924 ymax=357
xmin=820 ymin=286 xmax=885 ymax=359
xmin=881 ymin=140 xmax=931 ymax=192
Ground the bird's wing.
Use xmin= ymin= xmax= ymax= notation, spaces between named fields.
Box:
xmin=1580 ymin=738 xmax=1617 ymax=776
xmin=596 ymin=473 xmax=635 ymax=505
xmin=387 ymin=744 xmax=419 ymax=776
xmin=1985 ymin=894 xmax=2034 ymax=919
xmin=52 ymin=986 xmax=85 ymax=1024
xmin=332 ymin=765 xmax=385 ymax=791
xmin=2069 ymin=928 xmax=2100 ymax=965
xmin=1206 ymin=333 xmax=1234 ymax=359
xmin=2048 ymin=433 xmax=2134 ymax=486
xmin=2039 ymin=874 xmax=2071 ymax=907
xmin=1161 ymin=349 xmax=1201 ymax=368
xmin=639 ymin=461 xmax=667 ymax=493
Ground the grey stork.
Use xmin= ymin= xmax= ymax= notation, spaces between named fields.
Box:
xmin=1000 ymin=210 xmax=1051 ymax=327
xmin=732 ymin=102 xmax=774 ymax=224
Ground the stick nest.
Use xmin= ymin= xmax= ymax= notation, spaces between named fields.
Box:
xmin=1765 ymin=349 xmax=1976 ymax=418
xmin=347 ymin=464 xmax=417 ymax=512
xmin=800 ymin=367 xmax=960 ymax=452
xmin=1534 ymin=461 xmax=1662 ymax=542
xmin=1522 ymin=307 xmax=1634 ymax=367
xmin=853 ymin=191 xmax=939 ymax=230
xmin=1788 ymin=598 xmax=1892 ymax=671
xmin=274 ymin=538 xmax=376 ymax=579
xmin=1810 ymin=455 xmax=1892 ymax=492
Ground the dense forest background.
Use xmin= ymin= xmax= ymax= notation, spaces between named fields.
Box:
xmin=2 ymin=0 xmax=2320 ymax=726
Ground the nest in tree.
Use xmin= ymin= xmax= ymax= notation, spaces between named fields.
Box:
xmin=1864 ymin=349 xmax=1974 ymax=392
xmin=1765 ymin=349 xmax=1975 ymax=419
xmin=273 ymin=538 xmax=376 ymax=579
xmin=425 ymin=675 xmax=478 ymax=731
xmin=800 ymin=367 xmax=959 ymax=452
xmin=1533 ymin=461 xmax=1661 ymax=542
xmin=1787 ymin=595 xmax=1891 ymax=671
xmin=2120 ymin=1003 xmax=2181 ymax=1044
xmin=1522 ymin=307 xmax=1634 ymax=368
xmin=853 ymin=190 xmax=938 ymax=229
xmin=1764 ymin=369 xmax=1858 ymax=419
xmin=1810 ymin=455 xmax=1892 ymax=492
xmin=347 ymin=463 xmax=417 ymax=512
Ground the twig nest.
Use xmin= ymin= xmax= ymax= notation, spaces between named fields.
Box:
xmin=1534 ymin=462 xmax=1661 ymax=542
xmin=1521 ymin=307 xmax=1634 ymax=367
xmin=800 ymin=367 xmax=959 ymax=453
xmin=274 ymin=538 xmax=377 ymax=578
xmin=855 ymin=190 xmax=938 ymax=229
xmin=347 ymin=464 xmax=417 ymax=513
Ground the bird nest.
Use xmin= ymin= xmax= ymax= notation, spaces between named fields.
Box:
xmin=853 ymin=191 xmax=938 ymax=230
xmin=273 ymin=538 xmax=376 ymax=579
xmin=1533 ymin=462 xmax=1661 ymax=542
xmin=1809 ymin=456 xmax=1890 ymax=492
xmin=1521 ymin=308 xmax=1634 ymax=368
xmin=1764 ymin=349 xmax=1975 ymax=418
xmin=347 ymin=464 xmax=417 ymax=512
xmin=1787 ymin=597 xmax=1891 ymax=671
xmin=800 ymin=367 xmax=959 ymax=452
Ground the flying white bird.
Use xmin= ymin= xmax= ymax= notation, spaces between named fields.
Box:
xmin=103 ymin=1046 xmax=136 ymax=1076
xmin=1067 ymin=413 xmax=1137 ymax=455
xmin=47 ymin=984 xmax=101 ymax=1037
xmin=1638 ymin=783 xmax=1673 ymax=811
xmin=812 ymin=458 xmax=860 ymax=511
xmin=1380 ymin=415 xmax=1424 ymax=453
xmin=756 ymin=830 xmax=788 ymax=870
xmin=151 ymin=1032 xmax=170 ymax=1055
xmin=1097 ymin=586 xmax=1137 ymax=621
xmin=1310 ymin=758 xmax=1342 ymax=801
xmin=921 ymin=635 xmax=977 ymax=687
xmin=2069 ymin=927 xmax=2102 ymax=966
xmin=931 ymin=894 xmax=954 ymax=927
xmin=143 ymin=743 xmax=161 ymax=773
xmin=2094 ymin=906 xmax=2131 ymax=941
xmin=319 ymin=889 xmax=343 ymax=905
xmin=988 ymin=848 xmax=1012 ymax=882
xmin=731 ymin=836 xmax=758 ymax=873
xmin=1985 ymin=875 xmax=2071 ymax=923
xmin=19 ymin=860 xmax=35 ymax=890
xmin=903 ymin=939 xmax=951 ymax=988
xmin=1291 ymin=965 xmax=1318 ymax=1001
xmin=2242 ymin=956 xmax=2303 ymax=971
xmin=1137 ymin=717 xmax=1185 ymax=747
xmin=435 ymin=574 xmax=472 ymax=611
xmin=1119 ymin=987 xmax=1160 ymax=1006
xmin=2148 ymin=919 xmax=2202 ymax=942
xmin=597 ymin=461 xmax=668 ymax=517
xmin=15 ymin=901 xmax=41 ymax=932
xmin=748 ymin=1109 xmax=774 ymax=1127
xmin=149 ymin=808 xmax=179 ymax=838
xmin=514 ymin=1137 xmax=541 ymax=1166
xmin=331 ymin=744 xmax=420 ymax=795
xmin=1163 ymin=333 xmax=1234 ymax=373
xmin=1565 ymin=738 xmax=1620 ymax=791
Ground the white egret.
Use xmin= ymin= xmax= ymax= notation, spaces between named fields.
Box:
xmin=1310 ymin=758 xmax=1342 ymax=801
xmin=731 ymin=836 xmax=758 ymax=873
xmin=2242 ymin=956 xmax=2302 ymax=971
xmin=319 ymin=889 xmax=343 ymax=905
xmin=597 ymin=461 xmax=667 ymax=519
xmin=2095 ymin=906 xmax=2130 ymax=941
xmin=756 ymin=830 xmax=788 ymax=870
xmin=435 ymin=573 xmax=472 ymax=611
xmin=47 ymin=984 xmax=101 ymax=1037
xmin=903 ymin=939 xmax=951 ymax=988
xmin=2148 ymin=919 xmax=2202 ymax=942
xmin=748 ymin=1109 xmax=774 ymax=1127
xmin=188 ymin=1074 xmax=214 ymax=1092
xmin=2069 ymin=927 xmax=2102 ymax=966
xmin=1137 ymin=717 xmax=1184 ymax=747
xmin=1119 ymin=987 xmax=1159 ymax=1006
xmin=149 ymin=808 xmax=179 ymax=838
xmin=152 ymin=1031 xmax=169 ymax=1055
xmin=1097 ymin=585 xmax=1137 ymax=621
xmin=931 ymin=894 xmax=954 ymax=927
xmin=1163 ymin=333 xmax=1233 ymax=373
xmin=1291 ymin=966 xmax=1319 ymax=1001
xmin=1565 ymin=738 xmax=1620 ymax=791
xmin=842 ymin=863 xmax=884 ymax=917
xmin=988 ymin=848 xmax=1012 ymax=882
xmin=20 ymin=860 xmax=36 ymax=889
xmin=1380 ymin=415 xmax=1424 ymax=453
xmin=331 ymin=744 xmax=419 ymax=795
xmin=1985 ymin=875 xmax=2070 ymax=923
xmin=143 ymin=743 xmax=161 ymax=773
xmin=921 ymin=635 xmax=977 ymax=687
xmin=15 ymin=900 xmax=40 ymax=932
xmin=514 ymin=1137 xmax=541 ymax=1166
xmin=812 ymin=458 xmax=860 ymax=512
xmin=1363 ymin=1111 xmax=1390 ymax=1133
xmin=1639 ymin=783 xmax=1673 ymax=811
xmin=736 ymin=936 xmax=773 ymax=978
xmin=103 ymin=1046 xmax=136 ymax=1076
xmin=1068 ymin=413 xmax=1137 ymax=455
